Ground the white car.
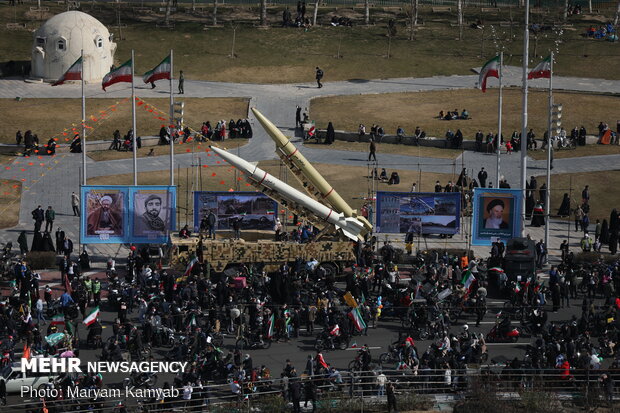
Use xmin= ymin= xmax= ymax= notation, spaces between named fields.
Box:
xmin=0 ymin=363 xmax=57 ymax=394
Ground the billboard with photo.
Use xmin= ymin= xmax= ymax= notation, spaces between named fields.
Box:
xmin=471 ymin=187 xmax=523 ymax=245
xmin=193 ymin=191 xmax=278 ymax=232
xmin=375 ymin=192 xmax=461 ymax=235
xmin=81 ymin=186 xmax=176 ymax=244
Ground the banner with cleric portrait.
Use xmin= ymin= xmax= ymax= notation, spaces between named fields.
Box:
xmin=471 ymin=187 xmax=523 ymax=245
xmin=129 ymin=186 xmax=177 ymax=243
xmin=81 ymin=186 xmax=129 ymax=244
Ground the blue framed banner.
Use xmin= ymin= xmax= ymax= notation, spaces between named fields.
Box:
xmin=81 ymin=186 xmax=176 ymax=244
xmin=193 ymin=191 xmax=277 ymax=232
xmin=375 ymin=192 xmax=461 ymax=235
xmin=129 ymin=186 xmax=177 ymax=243
xmin=471 ymin=187 xmax=523 ymax=245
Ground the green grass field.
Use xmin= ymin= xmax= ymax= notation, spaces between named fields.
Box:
xmin=2 ymin=3 xmax=619 ymax=83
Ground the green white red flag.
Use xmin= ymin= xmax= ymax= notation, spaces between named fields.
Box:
xmin=102 ymin=59 xmax=133 ymax=91
xmin=183 ymin=256 xmax=199 ymax=278
xmin=143 ymin=55 xmax=171 ymax=84
xmin=478 ymin=55 xmax=500 ymax=92
xmin=83 ymin=306 xmax=100 ymax=326
xmin=348 ymin=307 xmax=367 ymax=332
xmin=50 ymin=313 xmax=65 ymax=326
xmin=266 ymin=313 xmax=275 ymax=339
xmin=52 ymin=57 xmax=82 ymax=86
xmin=528 ymin=55 xmax=552 ymax=79
xmin=461 ymin=270 xmax=476 ymax=291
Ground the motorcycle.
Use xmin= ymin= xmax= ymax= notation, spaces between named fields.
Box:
xmin=235 ymin=333 xmax=270 ymax=350
xmin=487 ymin=318 xmax=520 ymax=343
xmin=315 ymin=330 xmax=350 ymax=351
xmin=123 ymin=372 xmax=158 ymax=390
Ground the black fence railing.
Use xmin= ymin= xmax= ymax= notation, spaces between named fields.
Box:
xmin=5 ymin=368 xmax=619 ymax=412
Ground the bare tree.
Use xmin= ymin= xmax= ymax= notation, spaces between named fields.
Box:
xmin=405 ymin=0 xmax=419 ymax=41
xmin=588 ymin=0 xmax=592 ymax=13
xmin=213 ymin=0 xmax=218 ymax=26
xmin=260 ymin=0 xmax=267 ymax=26
xmin=364 ymin=0 xmax=369 ymax=25
xmin=313 ymin=0 xmax=320 ymax=25
xmin=457 ymin=0 xmax=463 ymax=40
xmin=563 ymin=0 xmax=569 ymax=21
xmin=164 ymin=0 xmax=172 ymax=26
xmin=615 ymin=0 xmax=620 ymax=25
xmin=192 ymin=0 xmax=195 ymax=12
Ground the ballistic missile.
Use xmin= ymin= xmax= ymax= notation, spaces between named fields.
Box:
xmin=209 ymin=146 xmax=364 ymax=241
xmin=251 ymin=108 xmax=373 ymax=232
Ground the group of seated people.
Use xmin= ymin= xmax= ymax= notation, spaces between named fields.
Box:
xmin=330 ymin=16 xmax=354 ymax=27
xmin=374 ymin=168 xmax=400 ymax=185
xmin=585 ymin=23 xmax=617 ymax=40
xmin=439 ymin=109 xmax=469 ymax=120
xmin=109 ymin=129 xmax=141 ymax=151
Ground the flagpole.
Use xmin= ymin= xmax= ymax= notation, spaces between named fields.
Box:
xmin=131 ymin=50 xmax=138 ymax=186
xmin=169 ymin=49 xmax=175 ymax=186
xmin=520 ymin=0 xmax=530 ymax=236
xmin=81 ymin=49 xmax=86 ymax=186
xmin=496 ymin=51 xmax=503 ymax=188
xmin=544 ymin=51 xmax=553 ymax=259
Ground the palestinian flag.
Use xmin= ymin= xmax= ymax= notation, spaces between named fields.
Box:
xmin=102 ymin=59 xmax=133 ymax=91
xmin=83 ymin=306 xmax=100 ymax=326
xmin=143 ymin=55 xmax=171 ymax=84
xmin=478 ymin=55 xmax=500 ymax=92
xmin=461 ymin=270 xmax=476 ymax=291
xmin=52 ymin=57 xmax=82 ymax=86
xmin=50 ymin=314 xmax=65 ymax=326
xmin=348 ymin=308 xmax=367 ymax=332
xmin=266 ymin=313 xmax=275 ymax=339
xmin=183 ymin=256 xmax=199 ymax=278
xmin=528 ymin=55 xmax=552 ymax=79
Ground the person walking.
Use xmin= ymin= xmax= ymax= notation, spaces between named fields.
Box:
xmin=478 ymin=168 xmax=488 ymax=188
xmin=44 ymin=206 xmax=55 ymax=233
xmin=35 ymin=297 xmax=46 ymax=325
xmin=17 ymin=231 xmax=28 ymax=255
xmin=71 ymin=192 xmax=80 ymax=217
xmin=295 ymin=105 xmax=302 ymax=128
xmin=368 ymin=139 xmax=377 ymax=162
xmin=178 ymin=70 xmax=185 ymax=94
xmin=315 ymin=67 xmax=324 ymax=88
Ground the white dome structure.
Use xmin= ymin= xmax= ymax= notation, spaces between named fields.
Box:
xmin=31 ymin=11 xmax=116 ymax=83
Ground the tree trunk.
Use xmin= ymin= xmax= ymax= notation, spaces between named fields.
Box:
xmin=213 ymin=0 xmax=217 ymax=26
xmin=588 ymin=0 xmax=592 ymax=13
xmin=364 ymin=0 xmax=369 ymax=25
xmin=563 ymin=0 xmax=569 ymax=21
xmin=457 ymin=0 xmax=463 ymax=40
xmin=313 ymin=0 xmax=319 ymax=25
xmin=192 ymin=0 xmax=195 ymax=12
xmin=615 ymin=0 xmax=620 ymax=25
xmin=413 ymin=0 xmax=418 ymax=26
xmin=164 ymin=0 xmax=172 ymax=25
xmin=260 ymin=0 xmax=267 ymax=26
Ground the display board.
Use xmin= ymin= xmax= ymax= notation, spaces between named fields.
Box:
xmin=471 ymin=187 xmax=523 ymax=245
xmin=193 ymin=191 xmax=278 ymax=232
xmin=81 ymin=186 xmax=176 ymax=244
xmin=375 ymin=192 xmax=460 ymax=235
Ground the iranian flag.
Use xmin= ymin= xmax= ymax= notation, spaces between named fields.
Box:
xmin=266 ymin=313 xmax=275 ymax=339
xmin=528 ymin=55 xmax=552 ymax=79
xmin=187 ymin=314 xmax=197 ymax=329
xmin=52 ymin=57 xmax=82 ymax=86
xmin=489 ymin=267 xmax=505 ymax=273
xmin=50 ymin=313 xmax=65 ymax=326
xmin=478 ymin=55 xmax=500 ymax=93
xmin=461 ymin=270 xmax=476 ymax=291
xmin=83 ymin=306 xmax=100 ymax=326
xmin=143 ymin=55 xmax=171 ymax=84
xmin=348 ymin=308 xmax=367 ymax=332
xmin=102 ymin=59 xmax=133 ymax=91
xmin=183 ymin=256 xmax=199 ymax=278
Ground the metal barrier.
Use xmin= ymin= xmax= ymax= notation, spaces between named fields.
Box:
xmin=6 ymin=368 xmax=619 ymax=412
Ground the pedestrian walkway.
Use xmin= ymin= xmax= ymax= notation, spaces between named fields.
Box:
xmin=1 ymin=71 xmax=618 ymax=260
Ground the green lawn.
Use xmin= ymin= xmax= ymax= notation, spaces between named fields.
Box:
xmin=2 ymin=4 xmax=620 ymax=83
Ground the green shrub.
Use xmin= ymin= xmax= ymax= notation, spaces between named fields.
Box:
xmin=25 ymin=251 xmax=57 ymax=270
